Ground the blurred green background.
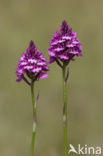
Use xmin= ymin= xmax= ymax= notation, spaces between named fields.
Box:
xmin=0 ymin=0 xmax=103 ymax=156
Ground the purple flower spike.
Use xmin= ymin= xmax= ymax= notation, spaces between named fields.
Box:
xmin=16 ymin=41 xmax=49 ymax=84
xmin=48 ymin=21 xmax=83 ymax=67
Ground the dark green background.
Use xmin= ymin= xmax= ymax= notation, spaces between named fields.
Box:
xmin=0 ymin=0 xmax=103 ymax=156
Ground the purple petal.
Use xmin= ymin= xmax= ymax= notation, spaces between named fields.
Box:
xmin=58 ymin=55 xmax=69 ymax=60
xmin=77 ymin=53 xmax=83 ymax=57
xmin=32 ymin=67 xmax=42 ymax=72
xmin=69 ymin=50 xmax=79 ymax=54
xmin=48 ymin=50 xmax=56 ymax=57
xmin=49 ymin=57 xmax=56 ymax=64
xmin=38 ymin=72 xmax=48 ymax=79
xmin=62 ymin=36 xmax=71 ymax=40
xmin=28 ymin=59 xmax=37 ymax=63
xmin=24 ymin=66 xmax=33 ymax=70
xmin=54 ymin=47 xmax=64 ymax=52
xmin=37 ymin=62 xmax=46 ymax=66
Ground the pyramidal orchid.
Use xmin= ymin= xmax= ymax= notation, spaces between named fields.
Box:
xmin=48 ymin=21 xmax=83 ymax=156
xmin=16 ymin=40 xmax=49 ymax=83
xmin=16 ymin=40 xmax=49 ymax=156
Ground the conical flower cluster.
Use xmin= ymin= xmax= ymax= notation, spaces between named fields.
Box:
xmin=48 ymin=21 xmax=83 ymax=65
xmin=16 ymin=41 xmax=49 ymax=82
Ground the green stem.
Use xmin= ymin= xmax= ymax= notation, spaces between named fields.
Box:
xmin=30 ymin=81 xmax=37 ymax=156
xmin=62 ymin=64 xmax=68 ymax=156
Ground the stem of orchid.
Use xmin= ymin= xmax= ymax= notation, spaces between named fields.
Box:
xmin=62 ymin=64 xmax=68 ymax=156
xmin=30 ymin=81 xmax=37 ymax=156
